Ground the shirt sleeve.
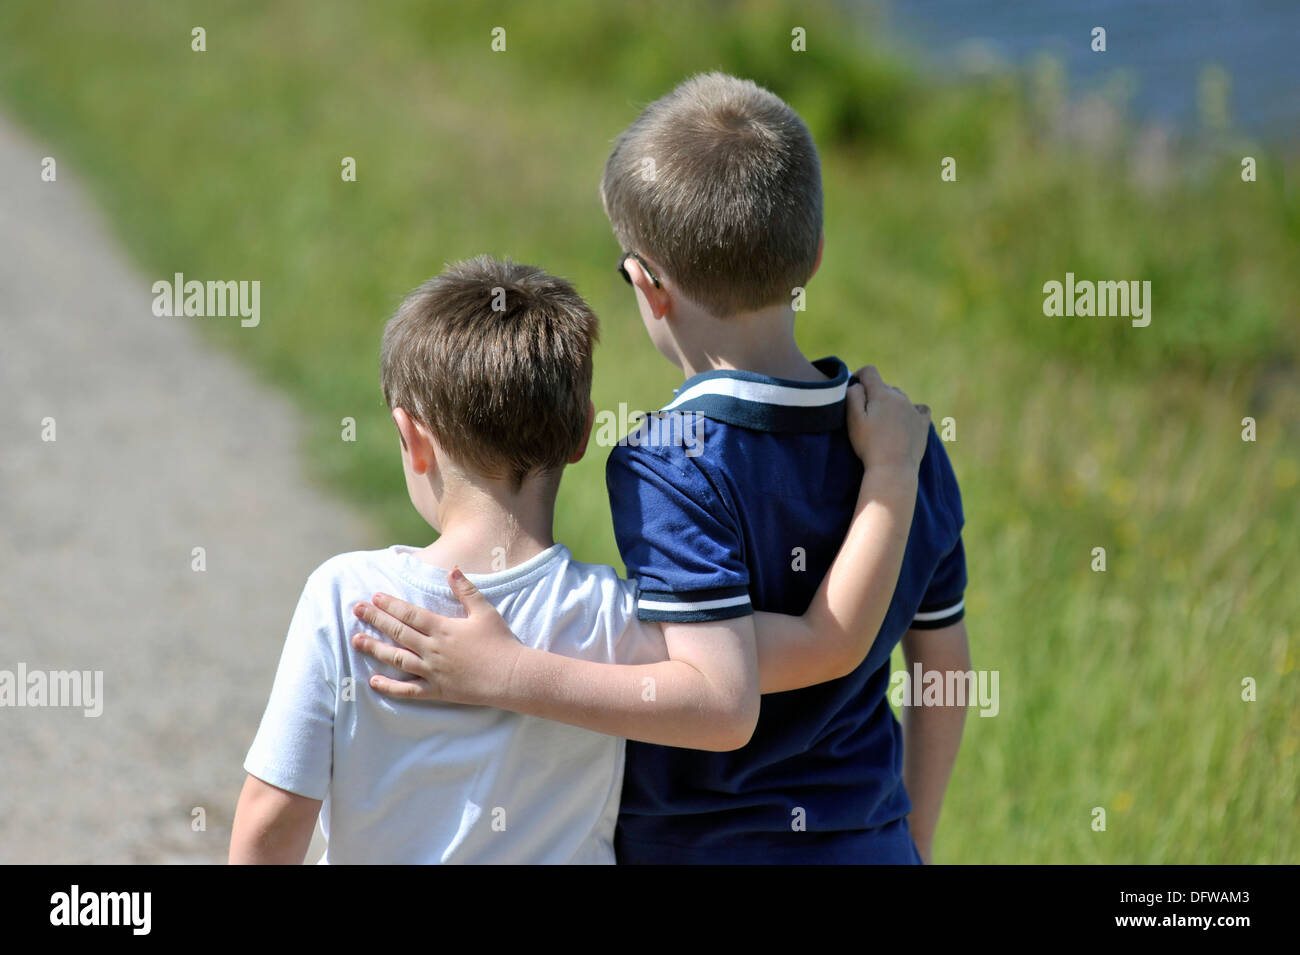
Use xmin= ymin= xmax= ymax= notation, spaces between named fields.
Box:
xmin=909 ymin=427 xmax=967 ymax=631
xmin=606 ymin=443 xmax=752 ymax=623
xmin=243 ymin=572 xmax=338 ymax=800
xmin=910 ymin=537 xmax=966 ymax=629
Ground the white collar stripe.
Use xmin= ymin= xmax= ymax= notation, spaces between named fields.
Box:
xmin=663 ymin=377 xmax=847 ymax=412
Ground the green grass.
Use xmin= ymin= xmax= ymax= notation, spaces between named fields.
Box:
xmin=3 ymin=0 xmax=1295 ymax=863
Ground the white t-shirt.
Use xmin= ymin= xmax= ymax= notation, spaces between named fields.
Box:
xmin=243 ymin=543 xmax=665 ymax=864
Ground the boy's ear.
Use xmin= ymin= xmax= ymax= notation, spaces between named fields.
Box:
xmin=625 ymin=255 xmax=672 ymax=320
xmin=810 ymin=234 xmax=825 ymax=280
xmin=569 ymin=401 xmax=596 ymax=464
xmin=392 ymin=407 xmax=434 ymax=475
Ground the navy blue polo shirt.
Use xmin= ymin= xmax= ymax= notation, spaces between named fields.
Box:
xmin=605 ymin=356 xmax=966 ymax=864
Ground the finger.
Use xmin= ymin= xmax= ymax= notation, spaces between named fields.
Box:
xmin=371 ymin=592 xmax=446 ymax=637
xmin=353 ymin=599 xmax=432 ymax=653
xmin=367 ymin=673 xmax=435 ymax=700
xmin=865 ymin=370 xmax=897 ymax=401
xmin=853 ymin=365 xmax=884 ymax=395
xmin=350 ymin=630 xmax=426 ymax=676
xmin=845 ymin=379 xmax=868 ymax=411
xmin=448 ymin=567 xmax=495 ymax=618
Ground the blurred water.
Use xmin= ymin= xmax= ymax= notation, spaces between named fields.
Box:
xmin=880 ymin=0 xmax=1300 ymax=139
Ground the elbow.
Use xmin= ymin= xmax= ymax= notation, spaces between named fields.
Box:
xmin=705 ymin=690 xmax=760 ymax=752
xmin=828 ymin=634 xmax=869 ymax=681
xmin=831 ymin=649 xmax=863 ymax=682
xmin=227 ymin=825 xmax=262 ymax=866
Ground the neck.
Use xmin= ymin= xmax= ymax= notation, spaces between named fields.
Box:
xmin=419 ymin=475 xmax=558 ymax=574
xmin=672 ymin=303 xmax=823 ymax=381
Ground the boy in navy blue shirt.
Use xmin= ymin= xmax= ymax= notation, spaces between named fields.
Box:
xmin=357 ymin=73 xmax=969 ymax=864
xmin=596 ymin=73 xmax=970 ymax=864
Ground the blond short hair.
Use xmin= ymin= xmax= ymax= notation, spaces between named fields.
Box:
xmin=601 ymin=72 xmax=823 ymax=317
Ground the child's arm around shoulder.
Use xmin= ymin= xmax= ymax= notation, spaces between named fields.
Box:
xmin=750 ymin=366 xmax=930 ymax=692
xmin=354 ymin=577 xmax=759 ymax=752
xmin=349 ymin=423 xmax=761 ymax=751
xmin=348 ymin=367 xmax=926 ymax=746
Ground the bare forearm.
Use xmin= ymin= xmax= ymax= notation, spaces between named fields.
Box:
xmin=754 ymin=466 xmax=918 ymax=693
xmin=901 ymin=692 xmax=966 ymax=858
xmin=498 ymin=648 xmax=758 ymax=751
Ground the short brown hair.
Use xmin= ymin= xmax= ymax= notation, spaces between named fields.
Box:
xmin=600 ymin=72 xmax=823 ymax=317
xmin=381 ymin=256 xmax=598 ymax=488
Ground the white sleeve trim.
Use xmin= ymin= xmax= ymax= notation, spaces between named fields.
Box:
xmin=637 ymin=594 xmax=752 ymax=614
xmin=912 ymin=598 xmax=964 ymax=622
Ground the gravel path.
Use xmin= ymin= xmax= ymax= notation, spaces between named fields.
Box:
xmin=0 ymin=115 xmax=375 ymax=863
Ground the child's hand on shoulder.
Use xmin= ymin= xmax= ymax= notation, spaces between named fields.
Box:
xmin=350 ymin=569 xmax=522 ymax=707
xmin=845 ymin=365 xmax=930 ymax=475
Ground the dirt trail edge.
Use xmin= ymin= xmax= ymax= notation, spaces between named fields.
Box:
xmin=0 ymin=115 xmax=374 ymax=863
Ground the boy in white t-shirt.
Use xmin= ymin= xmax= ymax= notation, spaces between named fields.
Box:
xmin=229 ymin=256 xmax=928 ymax=864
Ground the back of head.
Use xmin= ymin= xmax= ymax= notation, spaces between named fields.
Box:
xmin=380 ymin=256 xmax=598 ymax=489
xmin=600 ymin=72 xmax=823 ymax=318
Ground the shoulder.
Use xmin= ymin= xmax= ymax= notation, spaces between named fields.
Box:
xmin=605 ymin=439 xmax=744 ymax=547
xmin=299 ymin=547 xmax=406 ymax=606
xmin=917 ymin=424 xmax=965 ymax=534
xmin=555 ymin=556 xmax=639 ymax=614
xmin=605 ymin=419 xmax=725 ymax=498
xmin=305 ymin=546 xmax=397 ymax=582
xmin=541 ymin=551 xmax=650 ymax=659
